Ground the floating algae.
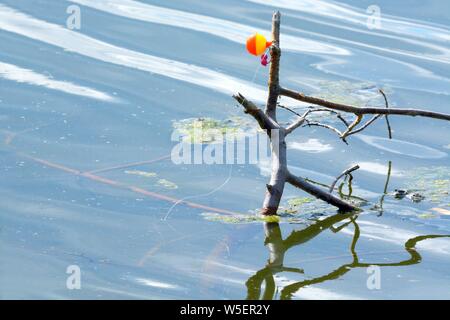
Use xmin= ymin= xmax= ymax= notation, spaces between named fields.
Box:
xmin=172 ymin=116 xmax=256 ymax=144
xmin=157 ymin=179 xmax=178 ymax=189
xmin=418 ymin=213 xmax=438 ymax=219
xmin=124 ymin=170 xmax=178 ymax=190
xmin=402 ymin=167 xmax=450 ymax=204
xmin=202 ymin=197 xmax=338 ymax=225
xmin=287 ymin=197 xmax=314 ymax=207
xmin=202 ymin=213 xmax=281 ymax=224
xmin=124 ymin=170 xmax=157 ymax=178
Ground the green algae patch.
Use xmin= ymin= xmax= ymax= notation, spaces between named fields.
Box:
xmin=418 ymin=213 xmax=438 ymax=219
xmin=201 ymin=213 xmax=269 ymax=224
xmin=124 ymin=170 xmax=157 ymax=178
xmin=157 ymin=179 xmax=178 ymax=189
xmin=403 ymin=167 xmax=450 ymax=204
xmin=201 ymin=211 xmax=310 ymax=224
xmin=287 ymin=197 xmax=314 ymax=207
xmin=172 ymin=116 xmax=256 ymax=144
xmin=202 ymin=197 xmax=339 ymax=225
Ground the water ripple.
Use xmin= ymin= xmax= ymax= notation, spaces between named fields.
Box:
xmin=356 ymin=134 xmax=448 ymax=159
xmin=247 ymin=0 xmax=450 ymax=43
xmin=0 ymin=4 xmax=267 ymax=102
xmin=0 ymin=61 xmax=116 ymax=101
xmin=69 ymin=0 xmax=350 ymax=56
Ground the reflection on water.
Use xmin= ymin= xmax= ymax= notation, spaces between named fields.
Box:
xmin=247 ymin=162 xmax=450 ymax=299
xmin=247 ymin=216 xmax=450 ymax=300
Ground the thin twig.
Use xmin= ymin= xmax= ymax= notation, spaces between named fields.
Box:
xmin=345 ymin=90 xmax=392 ymax=137
xmin=377 ymin=160 xmax=392 ymax=216
xmin=303 ymin=120 xmax=348 ymax=144
xmin=279 ymin=104 xmax=350 ymax=127
xmin=329 ymin=165 xmax=360 ymax=193
xmin=285 ymin=109 xmax=312 ymax=134
xmin=379 ymin=89 xmax=393 ymax=139
xmin=277 ymin=104 xmax=304 ymax=117
xmin=341 ymin=114 xmax=363 ymax=140
xmin=346 ymin=114 xmax=381 ymax=137
xmin=233 ymin=93 xmax=278 ymax=130
xmin=279 ymin=87 xmax=450 ymax=121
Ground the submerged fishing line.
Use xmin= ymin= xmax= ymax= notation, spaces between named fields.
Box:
xmin=162 ymin=164 xmax=233 ymax=220
xmin=162 ymin=61 xmax=263 ymax=220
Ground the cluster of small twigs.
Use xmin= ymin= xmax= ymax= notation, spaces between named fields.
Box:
xmin=279 ymin=90 xmax=391 ymax=145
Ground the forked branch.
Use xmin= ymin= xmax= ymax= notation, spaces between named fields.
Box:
xmin=231 ymin=11 xmax=450 ymax=215
xmin=233 ymin=93 xmax=278 ymax=130
xmin=329 ymin=165 xmax=360 ymax=193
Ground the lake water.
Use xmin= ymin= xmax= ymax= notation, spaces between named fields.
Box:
xmin=1 ymin=0 xmax=450 ymax=299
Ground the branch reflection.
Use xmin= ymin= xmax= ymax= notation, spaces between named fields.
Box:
xmin=246 ymin=213 xmax=450 ymax=300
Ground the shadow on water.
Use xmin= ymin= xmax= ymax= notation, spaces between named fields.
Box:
xmin=246 ymin=214 xmax=450 ymax=300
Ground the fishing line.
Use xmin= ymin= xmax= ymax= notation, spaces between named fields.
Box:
xmin=162 ymin=60 xmax=264 ymax=221
xmin=162 ymin=164 xmax=233 ymax=220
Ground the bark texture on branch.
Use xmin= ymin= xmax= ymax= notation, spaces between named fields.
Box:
xmin=329 ymin=165 xmax=360 ymax=193
xmin=279 ymin=87 xmax=450 ymax=121
xmin=286 ymin=172 xmax=358 ymax=212
xmin=265 ymin=11 xmax=281 ymax=122
xmin=261 ymin=129 xmax=287 ymax=215
xmin=232 ymin=93 xmax=278 ymax=130
xmin=259 ymin=11 xmax=286 ymax=215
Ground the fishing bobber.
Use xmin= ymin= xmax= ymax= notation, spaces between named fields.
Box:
xmin=246 ymin=33 xmax=272 ymax=56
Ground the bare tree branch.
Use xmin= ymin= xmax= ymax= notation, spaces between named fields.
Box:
xmin=261 ymin=129 xmax=287 ymax=215
xmin=260 ymin=11 xmax=286 ymax=215
xmin=277 ymin=104 xmax=304 ymax=117
xmin=303 ymin=120 xmax=348 ymax=144
xmin=286 ymin=108 xmax=350 ymax=135
xmin=231 ymin=11 xmax=450 ymax=215
xmin=334 ymin=112 xmax=351 ymax=127
xmin=341 ymin=114 xmax=362 ymax=140
xmin=346 ymin=114 xmax=381 ymax=137
xmin=286 ymin=171 xmax=358 ymax=212
xmin=285 ymin=110 xmax=311 ymax=134
xmin=379 ymin=89 xmax=393 ymax=139
xmin=279 ymin=87 xmax=450 ymax=121
xmin=279 ymin=104 xmax=350 ymax=127
xmin=233 ymin=93 xmax=278 ymax=130
xmin=265 ymin=11 xmax=281 ymax=121
xmin=329 ymin=165 xmax=360 ymax=193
